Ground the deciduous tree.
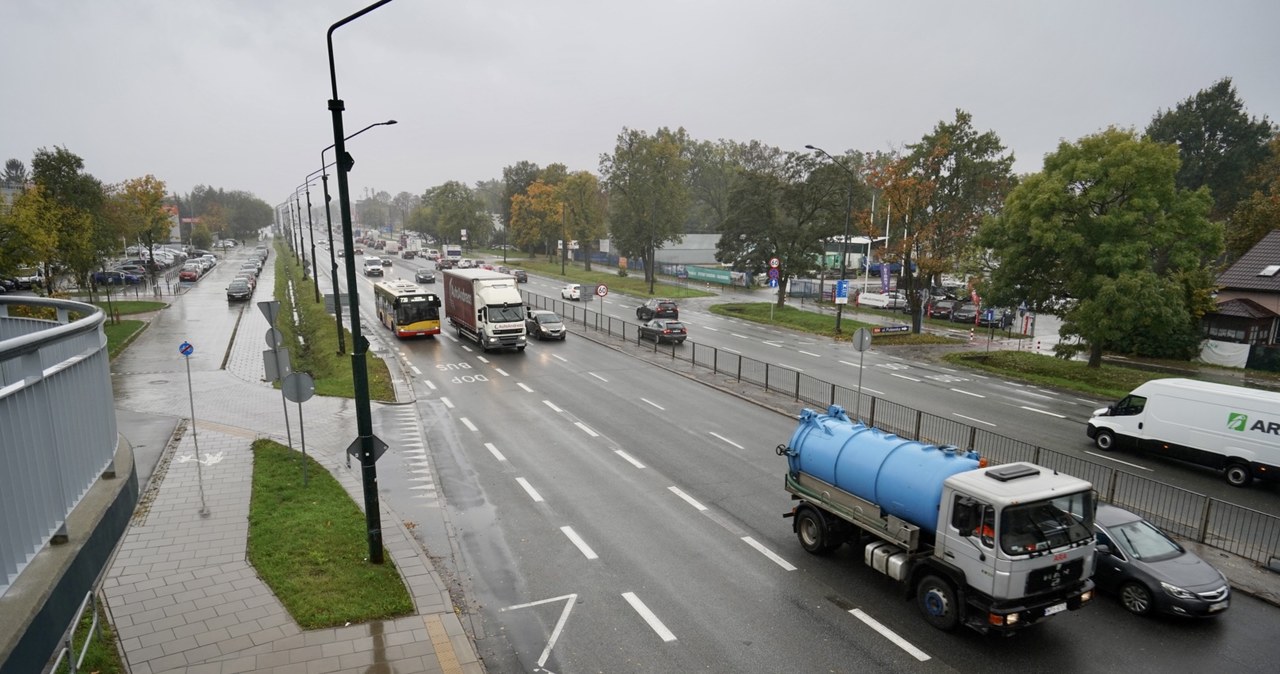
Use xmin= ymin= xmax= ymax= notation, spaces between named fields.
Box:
xmin=977 ymin=128 xmax=1219 ymax=366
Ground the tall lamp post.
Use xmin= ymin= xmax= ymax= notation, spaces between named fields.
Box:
xmin=327 ymin=0 xmax=394 ymax=565
xmin=321 ymin=119 xmax=397 ymax=354
xmin=806 ymin=144 xmax=856 ymax=333
xmin=293 ymin=186 xmax=309 ymax=279
xmin=302 ymin=171 xmax=327 ymax=302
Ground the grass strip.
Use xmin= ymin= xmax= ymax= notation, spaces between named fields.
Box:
xmin=943 ymin=351 xmax=1161 ymax=400
xmin=103 ymin=319 xmax=146 ymax=359
xmin=513 ymin=257 xmax=716 ymax=300
xmin=246 ymin=439 xmax=413 ymax=629
xmin=709 ymin=302 xmax=959 ymax=345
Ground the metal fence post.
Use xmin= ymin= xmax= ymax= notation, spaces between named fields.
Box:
xmin=914 ymin=410 xmax=923 ymax=440
xmin=1198 ymin=496 xmax=1213 ymax=544
xmin=868 ymin=397 xmax=877 ymax=427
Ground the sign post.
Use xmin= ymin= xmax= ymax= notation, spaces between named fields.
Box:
xmin=851 ymin=328 xmax=872 ymax=422
xmin=179 ymin=341 xmax=209 ymax=516
xmin=283 ymin=372 xmax=316 ymax=485
xmin=259 ymin=301 xmax=293 ymax=451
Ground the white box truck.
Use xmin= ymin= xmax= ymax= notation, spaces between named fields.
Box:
xmin=443 ymin=268 xmax=526 ymax=352
xmin=1086 ymin=378 xmax=1280 ymax=487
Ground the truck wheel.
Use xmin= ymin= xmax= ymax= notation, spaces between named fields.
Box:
xmin=1094 ymin=429 xmax=1116 ymax=451
xmin=1119 ymin=581 xmax=1153 ymax=616
xmin=1224 ymin=462 xmax=1252 ymax=488
xmin=916 ymin=575 xmax=960 ymax=631
xmin=795 ymin=509 xmax=834 ymax=555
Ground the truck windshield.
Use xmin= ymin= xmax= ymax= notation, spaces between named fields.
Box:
xmin=488 ymin=305 xmax=524 ymax=322
xmin=1001 ymin=491 xmax=1094 ymax=556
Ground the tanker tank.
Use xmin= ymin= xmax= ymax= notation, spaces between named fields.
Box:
xmin=786 ymin=405 xmax=981 ymax=531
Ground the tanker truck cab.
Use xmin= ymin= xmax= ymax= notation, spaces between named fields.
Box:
xmin=781 ymin=405 xmax=1095 ymax=634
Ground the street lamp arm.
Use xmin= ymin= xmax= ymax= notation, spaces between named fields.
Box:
xmin=328 ymin=0 xmax=394 ymax=100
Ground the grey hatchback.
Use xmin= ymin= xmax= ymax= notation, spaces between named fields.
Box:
xmin=1091 ymin=504 xmax=1229 ymax=617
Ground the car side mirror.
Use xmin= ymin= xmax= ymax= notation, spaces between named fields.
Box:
xmin=1096 ymin=544 xmax=1112 ymax=557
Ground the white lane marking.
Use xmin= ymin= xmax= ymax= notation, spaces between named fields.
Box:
xmin=839 ymin=360 xmax=862 ymax=368
xmin=775 ymin=363 xmax=803 ymax=372
xmin=722 ymin=347 xmax=740 ymax=354
xmin=1019 ymin=389 xmax=1054 ymax=400
xmin=668 ymin=486 xmax=707 ymax=511
xmin=953 ymin=413 xmax=996 ymax=427
xmin=1020 ymin=405 xmax=1067 ymax=419
xmin=763 ymin=341 xmax=783 ymax=348
xmin=703 ymin=325 xmax=719 ymax=332
xmin=561 ymin=526 xmax=599 ymax=560
xmin=862 ymin=387 xmax=884 ymax=395
xmin=936 ymin=366 xmax=957 ymax=373
xmin=641 ymin=398 xmax=665 ymax=410
xmin=709 ymin=432 xmax=743 ymax=450
xmin=544 ymin=400 xmax=563 ymax=413
xmin=731 ymin=333 xmax=749 ymax=339
xmin=1004 ymin=380 xmax=1022 ymax=387
xmin=621 ymin=592 xmax=676 ymax=642
xmin=460 ymin=345 xmax=473 ymax=353
xmin=615 ymin=450 xmax=645 ymax=469
xmin=1075 ymin=397 xmax=1098 ymax=405
xmin=460 ymin=417 xmax=478 ymax=432
xmin=741 ymin=536 xmax=796 ymax=571
xmin=890 ymin=373 xmax=921 ymax=382
xmin=500 ymin=594 xmax=577 ymax=669
xmin=799 ymin=350 xmax=822 ymax=358
xmin=516 ymin=477 xmax=544 ymax=502
xmin=553 ymin=353 xmax=568 ymax=362
xmin=590 ymin=372 xmax=608 ymax=382
xmin=849 ymin=609 xmax=930 ymax=662
xmin=950 ymin=387 xmax=985 ymax=398
xmin=518 ymin=383 xmax=534 ymax=393
xmin=441 ymin=397 xmax=454 ymax=409
xmin=1085 ymin=451 xmax=1154 ymax=471
xmin=410 ymin=365 xmax=422 ymax=375
xmin=575 ymin=421 xmax=599 ymax=437
xmin=485 ymin=442 xmax=506 ymax=462
xmin=494 ymin=368 xmax=509 ymax=377
xmin=477 ymin=356 xmax=490 ymax=364
xmin=425 ymin=380 xmax=437 ymax=390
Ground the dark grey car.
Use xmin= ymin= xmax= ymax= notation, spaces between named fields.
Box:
xmin=525 ymin=310 xmax=566 ymax=340
xmin=415 ymin=269 xmax=436 ymax=284
xmin=1091 ymin=504 xmax=1229 ymax=617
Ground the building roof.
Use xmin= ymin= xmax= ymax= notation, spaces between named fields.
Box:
xmin=1212 ymin=297 xmax=1279 ymax=319
xmin=1217 ymin=230 xmax=1280 ymax=293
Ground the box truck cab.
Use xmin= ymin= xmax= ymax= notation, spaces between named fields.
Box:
xmin=1086 ymin=378 xmax=1280 ymax=487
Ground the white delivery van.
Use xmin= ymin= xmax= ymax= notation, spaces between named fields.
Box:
xmin=1086 ymin=378 xmax=1280 ymax=487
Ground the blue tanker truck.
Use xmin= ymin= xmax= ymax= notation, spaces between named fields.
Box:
xmin=778 ymin=405 xmax=1097 ymax=634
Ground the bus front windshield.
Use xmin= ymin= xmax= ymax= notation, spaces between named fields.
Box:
xmin=1001 ymin=491 xmax=1094 ymax=556
xmin=396 ymin=298 xmax=439 ymax=325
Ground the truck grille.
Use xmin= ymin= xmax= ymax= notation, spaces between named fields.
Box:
xmin=1024 ymin=558 xmax=1084 ymax=595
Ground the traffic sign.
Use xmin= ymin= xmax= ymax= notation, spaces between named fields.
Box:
xmin=768 ymin=278 xmax=778 ymax=288
xmin=767 ymin=268 xmax=779 ymax=280
xmin=258 ymin=300 xmax=281 ymax=326
xmin=282 ymin=372 xmax=315 ymax=403
xmin=851 ymin=327 xmax=872 ymax=352
xmin=346 ymin=434 xmax=390 ymax=462
xmin=769 ymin=257 xmax=780 ymax=268
xmin=595 ymin=284 xmax=608 ymax=298
xmin=179 ymin=341 xmax=194 ymax=357
xmin=265 ymin=328 xmax=284 ymax=349
xmin=834 ymin=280 xmax=849 ymax=305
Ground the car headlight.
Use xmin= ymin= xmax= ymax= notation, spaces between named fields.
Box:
xmin=1160 ymin=581 xmax=1195 ymax=600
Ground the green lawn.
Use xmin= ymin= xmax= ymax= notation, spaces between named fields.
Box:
xmin=513 ymin=257 xmax=717 ymax=300
xmin=943 ymin=350 xmax=1167 ymax=400
xmin=51 ymin=600 xmax=122 ymax=674
xmin=709 ymin=302 xmax=959 ymax=345
xmin=246 ymin=440 xmax=413 ymax=629
xmin=103 ymin=320 xmax=146 ymax=359
xmin=93 ymin=299 xmax=167 ymax=315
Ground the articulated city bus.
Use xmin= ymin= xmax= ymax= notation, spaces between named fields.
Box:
xmin=373 ymin=279 xmax=442 ymax=338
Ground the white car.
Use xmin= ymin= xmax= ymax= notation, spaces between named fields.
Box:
xmin=857 ymin=291 xmax=907 ymax=309
xmin=560 ymin=283 xmax=582 ymax=301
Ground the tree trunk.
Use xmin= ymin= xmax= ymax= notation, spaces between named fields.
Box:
xmin=777 ymin=277 xmax=786 ymax=308
xmin=1088 ymin=342 xmax=1104 ymax=368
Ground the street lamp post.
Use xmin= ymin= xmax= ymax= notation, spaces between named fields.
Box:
xmin=806 ymin=144 xmax=855 ymax=333
xmin=321 ymin=119 xmax=397 ymax=355
xmin=303 ymin=171 xmax=326 ymax=303
xmin=293 ymin=188 xmax=307 ymax=274
xmin=327 ymin=0 xmax=394 ymax=565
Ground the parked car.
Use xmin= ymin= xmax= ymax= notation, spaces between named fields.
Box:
xmin=1091 ymin=504 xmax=1230 ymax=618
xmin=525 ymin=310 xmax=567 ymax=340
xmin=178 ymin=266 xmax=201 ymax=282
xmin=977 ymin=307 xmax=1014 ymax=329
xmin=93 ymin=270 xmax=143 ymax=286
xmin=950 ymin=302 xmax=979 ymax=323
xmin=226 ymin=279 xmax=253 ymax=302
xmin=928 ymin=299 xmax=958 ymax=319
xmin=636 ymin=298 xmax=678 ymax=320
xmin=414 ymin=269 xmax=436 ymax=284
xmin=0 ymin=277 xmax=16 ymax=293
xmin=113 ymin=264 xmax=149 ymax=276
xmin=638 ymin=318 xmax=687 ymax=345
xmin=511 ymin=269 xmax=528 ymax=283
xmin=561 ymin=283 xmax=582 ymax=301
xmin=234 ymin=272 xmax=257 ymax=290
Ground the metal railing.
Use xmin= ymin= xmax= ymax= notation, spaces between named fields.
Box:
xmin=0 ymin=297 xmax=116 ymax=596
xmin=524 ymin=292 xmax=1280 ymax=566
xmin=49 ymin=591 xmax=100 ymax=674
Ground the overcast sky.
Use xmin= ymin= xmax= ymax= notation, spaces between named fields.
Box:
xmin=3 ymin=1 xmax=1277 ymax=210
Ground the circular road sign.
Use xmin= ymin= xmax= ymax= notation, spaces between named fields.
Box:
xmin=179 ymin=341 xmax=194 ymax=357
xmin=264 ymin=328 xmax=284 ymax=349
xmin=769 ymin=257 xmax=780 ymax=268
xmin=767 ymin=268 xmax=780 ymax=280
xmin=595 ymin=284 xmax=608 ymax=298
xmin=851 ymin=327 xmax=872 ymax=352
xmin=282 ymin=372 xmax=315 ymax=403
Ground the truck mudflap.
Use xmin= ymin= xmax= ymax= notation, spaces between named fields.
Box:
xmin=962 ymin=579 xmax=1095 ymax=633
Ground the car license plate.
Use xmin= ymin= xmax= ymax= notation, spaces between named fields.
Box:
xmin=1209 ymin=601 xmax=1228 ymax=612
xmin=1044 ymin=602 xmax=1067 ymax=616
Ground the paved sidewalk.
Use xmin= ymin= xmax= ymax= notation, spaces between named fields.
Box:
xmin=104 ymin=244 xmax=481 ymax=674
